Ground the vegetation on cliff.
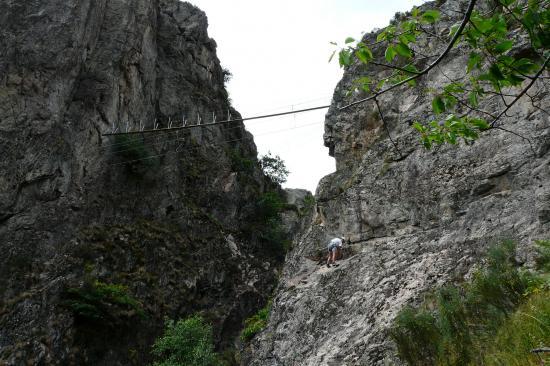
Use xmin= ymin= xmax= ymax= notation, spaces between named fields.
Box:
xmin=64 ymin=279 xmax=146 ymax=324
xmin=390 ymin=240 xmax=550 ymax=366
xmin=240 ymin=301 xmax=272 ymax=342
xmin=151 ymin=315 xmax=220 ymax=366
xmin=259 ymin=152 xmax=290 ymax=185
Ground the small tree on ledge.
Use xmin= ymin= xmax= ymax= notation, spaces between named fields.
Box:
xmin=260 ymin=152 xmax=290 ymax=185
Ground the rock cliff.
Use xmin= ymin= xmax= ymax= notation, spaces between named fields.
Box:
xmin=0 ymin=1 xmax=286 ymax=364
xmin=245 ymin=1 xmax=550 ymax=365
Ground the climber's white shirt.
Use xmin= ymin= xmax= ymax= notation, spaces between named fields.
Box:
xmin=328 ymin=238 xmax=343 ymax=251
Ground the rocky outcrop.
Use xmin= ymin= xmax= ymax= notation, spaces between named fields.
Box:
xmin=245 ymin=1 xmax=550 ymax=365
xmin=280 ymin=189 xmax=316 ymax=248
xmin=0 ymin=1 xmax=282 ymax=364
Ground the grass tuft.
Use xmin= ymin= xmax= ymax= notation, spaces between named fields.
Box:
xmin=240 ymin=301 xmax=271 ymax=342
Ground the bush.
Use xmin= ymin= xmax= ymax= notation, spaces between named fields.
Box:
xmin=253 ymin=191 xmax=290 ymax=259
xmin=241 ymin=301 xmax=271 ymax=342
xmin=255 ymin=191 xmax=285 ymax=222
xmin=228 ymin=148 xmax=255 ymax=173
xmin=390 ymin=240 xmax=549 ymax=366
xmin=390 ymin=307 xmax=440 ymax=365
xmin=482 ymin=289 xmax=550 ymax=366
xmin=535 ymin=239 xmax=550 ymax=272
xmin=222 ymin=68 xmax=232 ymax=84
xmin=303 ymin=193 xmax=315 ymax=209
xmin=64 ymin=280 xmax=145 ymax=324
xmin=151 ymin=315 xmax=220 ymax=366
xmin=259 ymin=152 xmax=289 ymax=185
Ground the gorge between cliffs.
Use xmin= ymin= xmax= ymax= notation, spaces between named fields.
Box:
xmin=0 ymin=0 xmax=549 ymax=365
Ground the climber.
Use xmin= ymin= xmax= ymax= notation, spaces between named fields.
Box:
xmin=326 ymin=236 xmax=345 ymax=268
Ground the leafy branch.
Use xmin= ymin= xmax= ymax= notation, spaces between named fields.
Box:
xmin=331 ymin=0 xmax=549 ymax=150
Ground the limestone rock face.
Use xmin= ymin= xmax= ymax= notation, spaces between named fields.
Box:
xmin=0 ymin=1 xmax=281 ymax=364
xmin=244 ymin=1 xmax=550 ymax=365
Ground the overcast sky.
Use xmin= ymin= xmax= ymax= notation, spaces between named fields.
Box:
xmin=189 ymin=0 xmax=426 ymax=192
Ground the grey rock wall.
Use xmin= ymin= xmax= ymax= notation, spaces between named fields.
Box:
xmin=0 ymin=1 xmax=281 ymax=364
xmin=244 ymin=1 xmax=550 ymax=365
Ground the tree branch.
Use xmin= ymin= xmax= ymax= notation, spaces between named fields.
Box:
xmin=490 ymin=55 xmax=550 ymax=127
xmin=374 ymin=97 xmax=402 ymax=157
xmin=498 ymin=0 xmax=547 ymax=57
xmin=452 ymin=92 xmax=498 ymax=118
xmin=369 ymin=61 xmax=422 ymax=74
xmin=526 ymin=90 xmax=550 ymax=118
xmin=493 ymin=126 xmax=536 ymax=157
xmin=339 ymin=0 xmax=478 ymax=111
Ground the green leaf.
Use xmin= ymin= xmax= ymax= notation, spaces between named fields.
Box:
xmin=399 ymin=33 xmax=417 ymax=45
xmin=412 ymin=121 xmax=426 ymax=133
xmin=403 ymin=65 xmax=419 ymax=74
xmin=432 ymin=96 xmax=445 ymax=115
xmin=489 ymin=64 xmax=506 ymax=80
xmin=422 ymin=10 xmax=441 ymax=23
xmin=395 ymin=43 xmax=413 ymax=58
xmin=355 ymin=47 xmax=373 ymax=64
xmin=467 ymin=53 xmax=482 ymax=73
xmin=470 ymin=118 xmax=489 ymax=130
xmin=493 ymin=40 xmax=513 ymax=54
xmin=354 ymin=76 xmax=371 ymax=93
xmin=345 ymin=37 xmax=355 ymax=44
xmin=468 ymin=91 xmax=479 ymax=107
xmin=443 ymin=94 xmax=458 ymax=110
xmin=512 ymin=58 xmax=537 ymax=74
xmin=472 ymin=16 xmax=493 ymax=34
xmin=385 ymin=25 xmax=397 ymax=39
xmin=447 ymin=131 xmax=458 ymax=144
xmin=385 ymin=45 xmax=397 ymax=62
xmin=506 ymin=73 xmax=525 ymax=86
xmin=497 ymin=55 xmax=514 ymax=66
xmin=339 ymin=50 xmax=352 ymax=66
xmin=492 ymin=15 xmax=508 ymax=35
xmin=401 ymin=20 xmax=412 ymax=31
xmin=377 ymin=31 xmax=387 ymax=42
xmin=444 ymin=82 xmax=465 ymax=94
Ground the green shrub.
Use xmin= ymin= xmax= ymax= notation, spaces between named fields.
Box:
xmin=255 ymin=191 xmax=285 ymax=222
xmin=259 ymin=219 xmax=289 ymax=256
xmin=64 ymin=280 xmax=145 ymax=323
xmin=390 ymin=240 xmax=549 ymax=366
xmin=241 ymin=190 xmax=290 ymax=259
xmin=151 ymin=315 xmax=220 ymax=366
xmin=389 ymin=307 xmax=440 ymax=365
xmin=259 ymin=152 xmax=289 ymax=185
xmin=482 ymin=289 xmax=550 ymax=366
xmin=241 ymin=301 xmax=271 ymax=342
xmin=535 ymin=239 xmax=550 ymax=272
xmin=218 ymin=348 xmax=239 ymax=366
xmin=466 ymin=240 xmax=539 ymax=317
xmin=227 ymin=148 xmax=255 ymax=173
xmin=303 ymin=193 xmax=316 ymax=209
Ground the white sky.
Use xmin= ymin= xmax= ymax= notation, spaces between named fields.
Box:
xmin=189 ymin=0 xmax=426 ymax=192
